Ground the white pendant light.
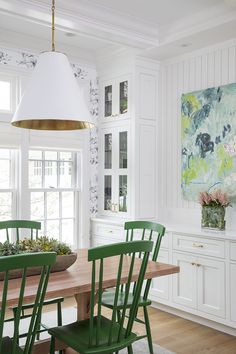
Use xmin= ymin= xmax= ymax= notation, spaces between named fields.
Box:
xmin=11 ymin=0 xmax=94 ymax=130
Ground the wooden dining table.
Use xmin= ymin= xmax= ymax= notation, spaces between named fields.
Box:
xmin=1 ymin=249 xmax=180 ymax=354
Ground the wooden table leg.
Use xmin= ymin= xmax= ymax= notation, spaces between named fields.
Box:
xmin=64 ymin=292 xmax=91 ymax=354
xmin=75 ymin=292 xmax=91 ymax=321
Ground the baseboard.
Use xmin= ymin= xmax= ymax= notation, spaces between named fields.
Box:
xmin=151 ymin=302 xmax=236 ymax=337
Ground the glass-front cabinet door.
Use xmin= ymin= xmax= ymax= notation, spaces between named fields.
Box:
xmin=101 ymin=127 xmax=129 ymax=216
xmin=104 ymin=85 xmax=112 ymax=118
xmin=101 ymin=76 xmax=130 ymax=120
xmin=119 ymin=80 xmax=128 ymax=115
xmin=119 ymin=131 xmax=128 ymax=212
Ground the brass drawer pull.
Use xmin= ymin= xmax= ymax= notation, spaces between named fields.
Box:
xmin=192 ymin=243 xmax=204 ymax=248
xmin=191 ymin=262 xmax=201 ymax=267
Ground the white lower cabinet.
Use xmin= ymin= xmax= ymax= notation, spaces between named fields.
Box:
xmin=197 ymin=257 xmax=225 ymax=318
xmin=91 ymin=219 xmax=236 ymax=331
xmin=230 ymin=263 xmax=236 ymax=323
xmin=173 ymin=252 xmax=197 ymax=309
xmin=150 ymin=249 xmax=169 ymax=301
xmin=173 ymin=252 xmax=225 ymax=318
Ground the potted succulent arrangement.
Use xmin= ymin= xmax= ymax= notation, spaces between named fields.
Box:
xmin=0 ymin=236 xmax=77 ymax=279
xmin=199 ymin=190 xmax=231 ymax=231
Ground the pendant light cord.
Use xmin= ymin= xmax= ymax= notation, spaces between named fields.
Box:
xmin=52 ymin=0 xmax=55 ymax=51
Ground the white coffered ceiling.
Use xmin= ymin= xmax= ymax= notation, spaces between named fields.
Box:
xmin=89 ymin=0 xmax=223 ymax=26
xmin=0 ymin=0 xmax=235 ymax=62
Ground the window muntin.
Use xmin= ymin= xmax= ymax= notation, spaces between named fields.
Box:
xmin=29 ymin=150 xmax=73 ymax=189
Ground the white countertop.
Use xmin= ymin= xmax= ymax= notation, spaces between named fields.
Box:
xmin=91 ymin=216 xmax=236 ymax=241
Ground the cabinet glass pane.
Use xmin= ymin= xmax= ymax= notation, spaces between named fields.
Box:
xmin=119 ymin=175 xmax=127 ymax=212
xmin=104 ymin=175 xmax=112 ymax=211
xmin=119 ymin=131 xmax=127 ymax=168
xmin=105 ymin=134 xmax=112 ymax=169
xmin=105 ymin=85 xmax=112 ymax=117
xmin=120 ymin=81 xmax=128 ymax=115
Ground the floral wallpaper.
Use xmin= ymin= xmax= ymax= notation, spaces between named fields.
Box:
xmin=0 ymin=47 xmax=99 ymax=216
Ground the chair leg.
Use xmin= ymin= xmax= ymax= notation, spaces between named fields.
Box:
xmin=57 ymin=302 xmax=63 ymax=354
xmin=143 ymin=306 xmax=154 ymax=354
xmin=117 ymin=309 xmax=121 ymax=323
xmin=127 ymin=345 xmax=133 ymax=354
xmin=36 ymin=312 xmax=42 ymax=340
xmin=50 ymin=336 xmax=55 ymax=354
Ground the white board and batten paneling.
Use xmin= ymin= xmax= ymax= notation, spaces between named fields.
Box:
xmin=158 ymin=39 xmax=236 ymax=228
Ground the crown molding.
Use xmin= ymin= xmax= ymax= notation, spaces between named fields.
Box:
xmin=0 ymin=0 xmax=159 ymax=49
xmin=159 ymin=3 xmax=236 ymax=45
xmin=0 ymin=0 xmax=235 ymax=62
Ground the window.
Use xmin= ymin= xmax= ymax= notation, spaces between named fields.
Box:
xmin=0 ymin=147 xmax=80 ymax=247
xmin=0 ymin=149 xmax=17 ymax=240
xmin=29 ymin=150 xmax=79 ymax=246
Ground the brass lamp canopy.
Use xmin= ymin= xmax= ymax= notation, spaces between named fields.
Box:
xmin=11 ymin=0 xmax=94 ymax=130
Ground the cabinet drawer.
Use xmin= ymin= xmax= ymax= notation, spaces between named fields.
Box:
xmin=230 ymin=242 xmax=236 ymax=261
xmin=173 ymin=234 xmax=225 ymax=258
xmin=93 ymin=223 xmax=124 ymax=240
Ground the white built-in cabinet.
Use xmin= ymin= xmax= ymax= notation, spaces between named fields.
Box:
xmin=101 ymin=76 xmax=130 ymax=121
xmin=173 ymin=252 xmax=225 ymax=318
xmin=98 ymin=57 xmax=159 ymax=220
xmin=101 ymin=124 xmax=129 ymax=216
xmin=230 ymin=242 xmax=236 ymax=323
xmin=91 ymin=218 xmax=236 ymax=334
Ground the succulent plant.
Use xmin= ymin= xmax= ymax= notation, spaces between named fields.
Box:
xmin=0 ymin=241 xmax=22 ymax=256
xmin=0 ymin=236 xmax=72 ymax=257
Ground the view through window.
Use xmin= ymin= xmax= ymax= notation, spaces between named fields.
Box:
xmin=0 ymin=147 xmax=79 ymax=247
xmin=29 ymin=150 xmax=79 ymax=246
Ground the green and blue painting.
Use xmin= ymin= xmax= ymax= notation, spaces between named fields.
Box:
xmin=181 ymin=82 xmax=236 ymax=200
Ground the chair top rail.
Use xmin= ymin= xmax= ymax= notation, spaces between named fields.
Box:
xmin=0 ymin=220 xmax=41 ymax=231
xmin=124 ymin=221 xmax=165 ymax=236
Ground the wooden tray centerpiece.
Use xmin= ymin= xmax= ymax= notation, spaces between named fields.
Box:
xmin=0 ymin=236 xmax=77 ymax=279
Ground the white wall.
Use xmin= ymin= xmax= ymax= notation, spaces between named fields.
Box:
xmin=158 ymin=38 xmax=236 ymax=228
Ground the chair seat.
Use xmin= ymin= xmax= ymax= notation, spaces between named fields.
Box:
xmin=48 ymin=315 xmax=137 ymax=354
xmin=1 ymin=336 xmax=23 ymax=354
xmin=102 ymin=290 xmax=152 ymax=309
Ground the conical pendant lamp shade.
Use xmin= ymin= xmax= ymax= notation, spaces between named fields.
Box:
xmin=11 ymin=51 xmax=94 ymax=130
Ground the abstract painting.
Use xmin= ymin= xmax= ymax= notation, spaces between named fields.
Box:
xmin=181 ymin=82 xmax=236 ymax=200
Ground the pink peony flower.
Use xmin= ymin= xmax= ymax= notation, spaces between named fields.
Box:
xmin=199 ymin=189 xmax=231 ymax=207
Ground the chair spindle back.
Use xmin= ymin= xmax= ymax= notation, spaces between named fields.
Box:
xmin=88 ymin=240 xmax=153 ymax=350
xmin=0 ymin=252 xmax=56 ymax=354
xmin=0 ymin=220 xmax=41 ymax=242
xmin=124 ymin=221 xmax=165 ymax=300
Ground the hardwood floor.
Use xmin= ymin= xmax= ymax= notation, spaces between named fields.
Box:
xmin=61 ymin=297 xmax=236 ymax=354
xmin=146 ymin=307 xmax=236 ymax=354
xmin=6 ymin=296 xmax=236 ymax=353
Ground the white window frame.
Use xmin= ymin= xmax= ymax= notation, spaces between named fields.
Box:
xmin=0 ymin=148 xmax=18 ymax=221
xmin=0 ymin=72 xmax=18 ymax=122
xmin=28 ymin=148 xmax=81 ymax=248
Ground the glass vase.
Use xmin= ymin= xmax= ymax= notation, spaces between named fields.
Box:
xmin=201 ymin=205 xmax=226 ymax=231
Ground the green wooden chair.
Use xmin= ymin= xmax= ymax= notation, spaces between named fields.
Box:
xmin=0 ymin=220 xmax=41 ymax=242
xmin=0 ymin=251 xmax=56 ymax=354
xmin=102 ymin=221 xmax=165 ymax=354
xmin=0 ymin=220 xmax=64 ymax=351
xmin=49 ymin=240 xmax=153 ymax=354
